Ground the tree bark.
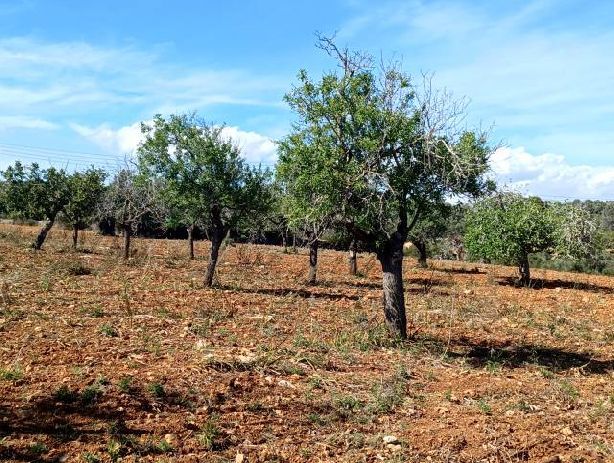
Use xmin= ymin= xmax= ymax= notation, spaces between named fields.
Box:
xmin=32 ymin=217 xmax=55 ymax=250
xmin=187 ymin=224 xmax=195 ymax=260
xmin=72 ymin=224 xmax=79 ymax=249
xmin=204 ymin=206 xmax=225 ymax=288
xmin=348 ymin=238 xmax=358 ymax=276
xmin=282 ymin=229 xmax=288 ymax=253
xmin=518 ymin=252 xmax=530 ymax=287
xmin=377 ymin=235 xmax=407 ymax=339
xmin=414 ymin=240 xmax=427 ymax=268
xmin=307 ymin=238 xmax=319 ymax=285
xmin=123 ymin=226 xmax=131 ymax=260
xmin=291 ymin=234 xmax=297 ymax=253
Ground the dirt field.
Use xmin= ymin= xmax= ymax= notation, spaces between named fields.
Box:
xmin=0 ymin=224 xmax=612 ymax=462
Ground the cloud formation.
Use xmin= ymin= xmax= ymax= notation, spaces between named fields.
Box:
xmin=70 ymin=122 xmax=144 ymax=155
xmin=0 ymin=36 xmax=285 ymax=125
xmin=491 ymin=147 xmax=614 ymax=200
xmin=0 ymin=115 xmax=58 ymax=130
xmin=71 ymin=122 xmax=278 ymax=167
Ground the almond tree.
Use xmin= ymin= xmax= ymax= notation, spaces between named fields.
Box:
xmin=408 ymin=201 xmax=454 ymax=268
xmin=280 ymin=37 xmax=492 ymax=338
xmin=276 ymin=132 xmax=340 ymax=285
xmin=465 ymin=193 xmax=557 ymax=286
xmin=63 ymin=168 xmax=107 ymax=249
xmin=101 ymin=167 xmax=159 ymax=259
xmin=138 ymin=113 xmax=272 ymax=287
xmin=2 ymin=161 xmax=71 ymax=250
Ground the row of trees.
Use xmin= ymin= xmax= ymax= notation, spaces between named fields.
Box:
xmin=1 ymin=163 xmax=107 ymax=250
xmin=0 ymin=38 xmax=604 ymax=339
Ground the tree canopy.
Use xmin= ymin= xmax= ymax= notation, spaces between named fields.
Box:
xmin=138 ymin=113 xmax=273 ymax=286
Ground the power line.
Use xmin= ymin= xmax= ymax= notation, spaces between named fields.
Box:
xmin=0 ymin=142 xmax=277 ymax=171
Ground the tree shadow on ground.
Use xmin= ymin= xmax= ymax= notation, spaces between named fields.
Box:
xmin=405 ymin=276 xmax=453 ymax=287
xmin=342 ymin=280 xmax=381 ymax=290
xmin=497 ymin=277 xmax=613 ymax=294
xmin=416 ymin=335 xmax=613 ymax=374
xmin=436 ymin=267 xmax=486 ymax=275
xmin=0 ymin=387 xmax=181 ymax=462
xmin=221 ymin=285 xmax=360 ymax=301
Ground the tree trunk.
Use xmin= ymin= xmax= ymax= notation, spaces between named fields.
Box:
xmin=415 ymin=240 xmax=427 ymax=268
xmin=32 ymin=217 xmax=55 ymax=250
xmin=204 ymin=206 xmax=225 ymax=288
xmin=291 ymin=234 xmax=297 ymax=253
xmin=348 ymin=238 xmax=358 ymax=276
xmin=72 ymin=224 xmax=79 ymax=249
xmin=377 ymin=236 xmax=407 ymax=339
xmin=187 ymin=224 xmax=195 ymax=260
xmin=282 ymin=230 xmax=288 ymax=253
xmin=307 ymin=238 xmax=319 ymax=285
xmin=123 ymin=226 xmax=131 ymax=260
xmin=204 ymin=230 xmax=223 ymax=287
xmin=518 ymin=252 xmax=530 ymax=287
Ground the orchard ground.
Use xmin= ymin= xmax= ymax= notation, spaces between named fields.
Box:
xmin=0 ymin=224 xmax=612 ymax=463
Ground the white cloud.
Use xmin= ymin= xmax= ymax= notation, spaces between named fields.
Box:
xmin=70 ymin=122 xmax=145 ymax=155
xmin=0 ymin=115 xmax=58 ymax=130
xmin=221 ymin=126 xmax=277 ymax=165
xmin=491 ymin=146 xmax=614 ymax=200
xmin=0 ymin=37 xmax=285 ymax=123
xmin=71 ymin=122 xmax=278 ymax=165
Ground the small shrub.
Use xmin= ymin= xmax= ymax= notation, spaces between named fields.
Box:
xmin=0 ymin=365 xmax=23 ymax=382
xmin=117 ymin=376 xmax=133 ymax=393
xmin=156 ymin=438 xmax=174 ymax=453
xmin=53 ymin=385 xmax=79 ymax=403
xmin=147 ymin=382 xmax=166 ymax=398
xmin=99 ymin=323 xmax=118 ymax=337
xmin=557 ymin=379 xmax=580 ymax=402
xmin=197 ymin=419 xmax=220 ymax=450
xmin=81 ymin=384 xmax=103 ymax=405
xmin=476 ymin=398 xmax=492 ymax=415
xmin=29 ymin=442 xmax=47 ymax=454
xmin=107 ymin=439 xmax=121 ymax=462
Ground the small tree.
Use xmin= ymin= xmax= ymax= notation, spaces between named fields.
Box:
xmin=276 ymin=133 xmax=341 ymax=285
xmin=2 ymin=162 xmax=71 ymax=249
xmin=554 ymin=203 xmax=600 ymax=261
xmin=138 ymin=113 xmax=272 ymax=287
xmin=408 ymin=201 xmax=453 ymax=268
xmin=465 ymin=193 xmax=558 ymax=286
xmin=63 ymin=168 xmax=107 ymax=249
xmin=101 ymin=167 xmax=160 ymax=259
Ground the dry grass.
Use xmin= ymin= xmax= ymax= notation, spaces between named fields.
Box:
xmin=0 ymin=224 xmax=612 ymax=462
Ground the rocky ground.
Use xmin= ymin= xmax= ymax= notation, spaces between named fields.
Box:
xmin=0 ymin=224 xmax=612 ymax=462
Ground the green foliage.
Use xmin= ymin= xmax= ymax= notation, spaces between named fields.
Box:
xmin=63 ymin=168 xmax=107 ymax=229
xmin=2 ymin=161 xmax=71 ymax=221
xmin=465 ymin=193 xmax=558 ymax=265
xmin=197 ymin=418 xmax=220 ymax=450
xmin=466 ymin=194 xmax=603 ymax=274
xmin=278 ymin=39 xmax=492 ymax=253
xmin=0 ymin=365 xmax=23 ymax=382
xmin=138 ymin=113 xmax=273 ymax=235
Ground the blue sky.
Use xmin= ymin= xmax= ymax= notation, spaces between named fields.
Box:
xmin=1 ymin=0 xmax=613 ymax=199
